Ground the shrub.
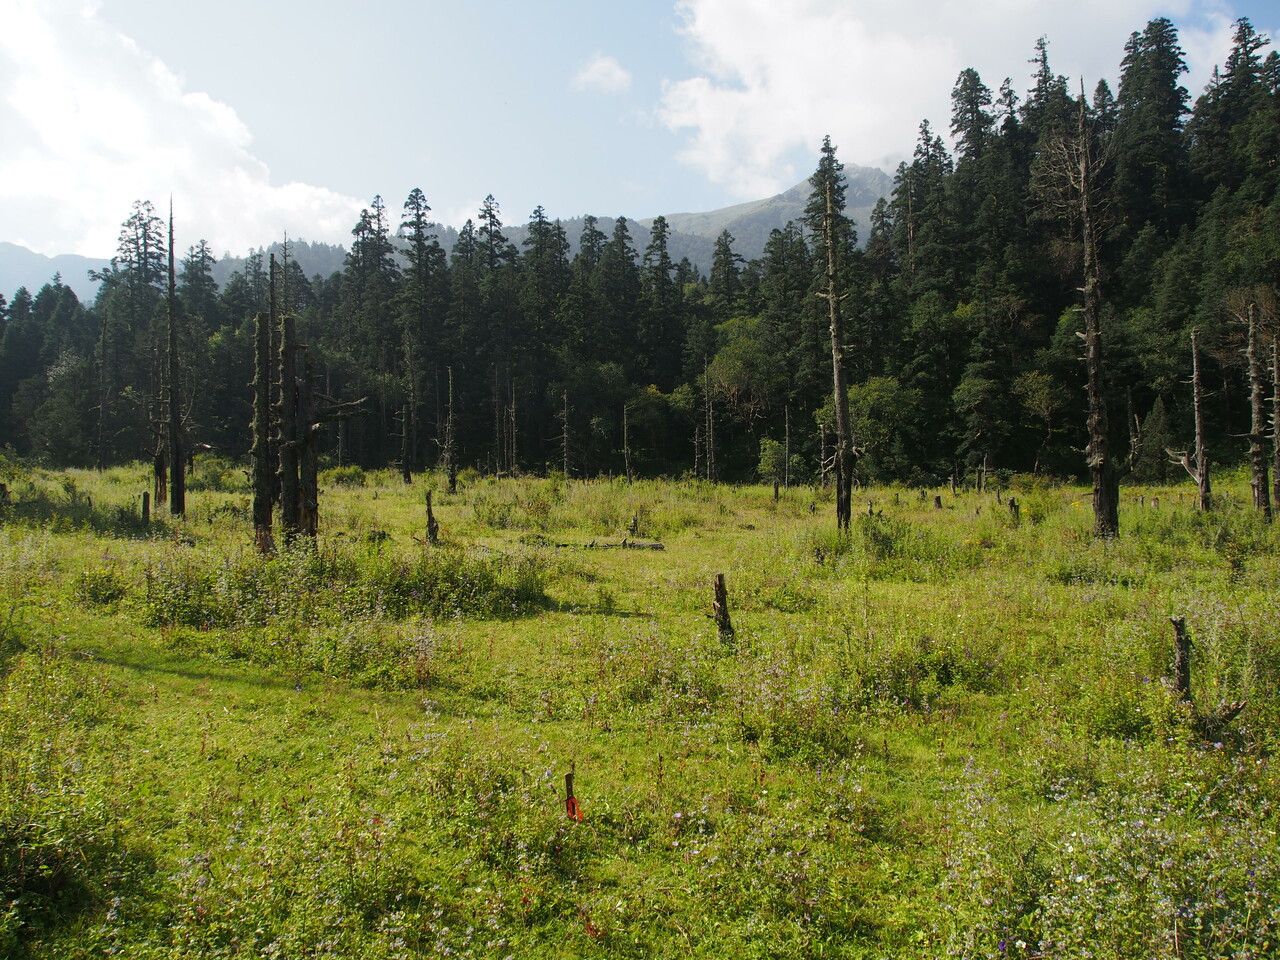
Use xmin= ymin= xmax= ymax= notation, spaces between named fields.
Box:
xmin=322 ymin=464 xmax=367 ymax=488
xmin=73 ymin=568 xmax=128 ymax=607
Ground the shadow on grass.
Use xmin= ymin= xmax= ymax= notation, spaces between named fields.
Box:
xmin=1 ymin=489 xmax=170 ymax=541
xmin=77 ymin=645 xmax=315 ymax=695
xmin=3 ymin=772 xmax=162 ymax=959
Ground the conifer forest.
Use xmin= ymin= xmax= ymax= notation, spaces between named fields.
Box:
xmin=2 ymin=13 xmax=1280 ymax=959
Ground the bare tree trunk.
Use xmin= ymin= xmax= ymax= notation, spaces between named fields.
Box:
xmin=153 ymin=443 xmax=167 ymax=507
xmin=426 ymin=489 xmax=440 ymax=545
xmin=299 ymin=349 xmax=319 ymax=539
xmin=400 ymin=400 xmax=412 ymax=485
xmin=703 ymin=359 xmax=715 ymax=482
xmin=623 ymin=402 xmax=633 ymax=483
xmin=561 ymin=388 xmax=571 ymax=479
xmin=167 ymin=200 xmax=185 ymax=517
xmin=1246 ymin=303 xmax=1272 ymax=520
xmin=1168 ymin=334 xmax=1212 ymax=509
xmin=443 ymin=366 xmax=457 ymax=494
xmin=1170 ymin=616 xmax=1193 ymax=705
xmin=784 ymin=403 xmax=790 ymax=489
xmin=509 ymin=376 xmax=517 ymax=475
xmin=268 ymin=257 xmax=279 ymax=506
xmin=251 ymin=310 xmax=275 ymax=553
xmin=1272 ymin=336 xmax=1280 ymax=508
xmin=1191 ymin=330 xmax=1211 ymax=510
xmin=1077 ymin=103 xmax=1118 ymax=538
xmin=712 ymin=573 xmax=734 ymax=643
xmin=819 ymin=178 xmax=853 ymax=532
xmin=274 ymin=254 xmax=300 ymax=543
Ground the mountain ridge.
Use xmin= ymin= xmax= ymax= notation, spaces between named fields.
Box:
xmin=1 ymin=165 xmax=893 ymax=302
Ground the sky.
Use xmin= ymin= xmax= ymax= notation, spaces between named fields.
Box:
xmin=1 ymin=0 xmax=1276 ymax=259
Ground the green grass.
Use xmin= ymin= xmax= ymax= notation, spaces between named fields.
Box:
xmin=1 ymin=461 xmax=1278 ymax=957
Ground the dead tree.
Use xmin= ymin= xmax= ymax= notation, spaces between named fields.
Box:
xmin=703 ymin=359 xmax=716 ymax=482
xmin=267 ymin=256 xmax=279 ymax=506
xmin=816 ymin=174 xmax=854 ymax=532
xmin=560 ymin=388 xmax=571 ymax=479
xmin=508 ymin=378 xmax=518 ymax=476
xmin=299 ymin=349 xmax=319 ymax=538
xmin=1244 ymin=301 xmax=1273 ymax=520
xmin=784 ymin=404 xmax=791 ymax=489
xmin=251 ymin=309 xmax=274 ymax=553
xmin=1168 ymin=616 xmax=1246 ymax=736
xmin=1272 ymin=334 xmax=1280 ymax=508
xmin=167 ymin=199 xmax=185 ymax=516
xmin=297 ymin=356 xmax=364 ymax=540
xmin=441 ymin=366 xmax=458 ymax=494
xmin=1038 ymin=88 xmax=1118 ymax=537
xmin=275 ymin=254 xmax=301 ymax=543
xmin=623 ymin=401 xmax=634 ymax=483
xmin=1169 ymin=616 xmax=1192 ymax=704
xmin=152 ymin=434 xmax=167 ymax=508
xmin=1168 ymin=329 xmax=1211 ymax=511
xmin=399 ymin=401 xmax=413 ymax=485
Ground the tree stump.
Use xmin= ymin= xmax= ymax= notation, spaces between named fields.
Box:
xmin=141 ymin=491 xmax=150 ymax=525
xmin=934 ymin=495 xmax=942 ymax=510
xmin=1008 ymin=498 xmax=1020 ymax=524
xmin=426 ymin=490 xmax=440 ymax=545
xmin=1170 ymin=616 xmax=1192 ymax=704
xmin=713 ymin=573 xmax=734 ymax=643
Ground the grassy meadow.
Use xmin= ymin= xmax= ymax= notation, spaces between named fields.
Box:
xmin=1 ymin=459 xmax=1279 ymax=958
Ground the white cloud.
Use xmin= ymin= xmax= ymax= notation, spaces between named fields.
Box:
xmin=659 ymin=0 xmax=1243 ymax=198
xmin=572 ymin=53 xmax=633 ymax=94
xmin=0 ymin=0 xmax=364 ymax=257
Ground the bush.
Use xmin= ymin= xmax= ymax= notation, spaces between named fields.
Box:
xmin=73 ymin=568 xmax=128 ymax=607
xmin=322 ymin=464 xmax=367 ymax=488
xmin=142 ymin=543 xmax=549 ymax=631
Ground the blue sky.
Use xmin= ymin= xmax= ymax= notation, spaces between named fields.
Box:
xmin=1 ymin=0 xmax=1276 ymax=256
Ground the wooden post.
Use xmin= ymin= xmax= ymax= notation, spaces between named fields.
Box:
xmin=1170 ymin=616 xmax=1192 ymax=704
xmin=773 ymin=479 xmax=780 ymax=502
xmin=1008 ymin=497 xmax=1020 ymax=524
xmin=934 ymin=495 xmax=942 ymax=510
xmin=141 ymin=490 xmax=150 ymax=525
xmin=0 ymin=482 xmax=7 ymax=505
xmin=712 ymin=573 xmax=734 ymax=643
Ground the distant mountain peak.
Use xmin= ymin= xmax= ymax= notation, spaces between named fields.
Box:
xmin=1 ymin=166 xmax=894 ymax=297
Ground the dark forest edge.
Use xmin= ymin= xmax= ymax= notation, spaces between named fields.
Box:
xmin=1 ymin=18 xmax=1278 ymax=535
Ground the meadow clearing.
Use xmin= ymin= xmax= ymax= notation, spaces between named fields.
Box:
xmin=1 ymin=459 xmax=1278 ymax=958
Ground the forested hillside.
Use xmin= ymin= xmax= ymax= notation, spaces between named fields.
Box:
xmin=1 ymin=18 xmax=1277 ymax=490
